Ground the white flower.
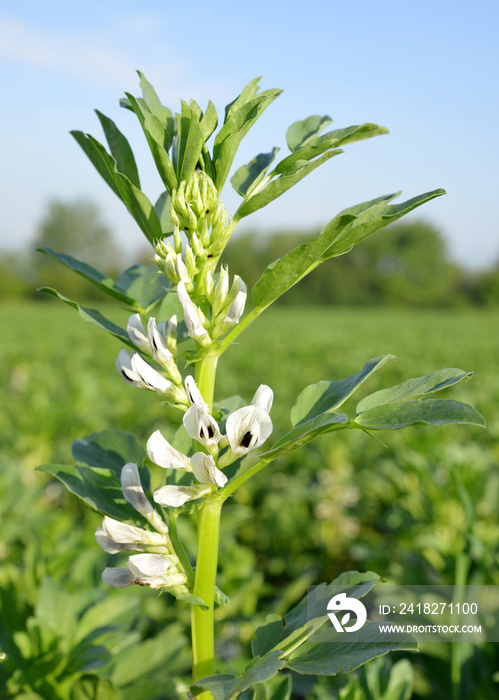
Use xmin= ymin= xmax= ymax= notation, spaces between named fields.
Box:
xmin=222 ymin=385 xmax=274 ymax=462
xmin=95 ymin=527 xmax=141 ymax=554
xmin=146 ymin=319 xmax=182 ymax=386
xmin=121 ymin=463 xmax=169 ymax=534
xmin=127 ymin=314 xmax=151 ymax=352
xmin=183 ymin=403 xmax=222 ymax=449
xmin=153 ymin=483 xmax=211 ymax=508
xmin=185 ymin=375 xmax=204 ymax=405
xmin=102 ymin=553 xmax=187 ymax=589
xmin=212 ymin=276 xmax=247 ymax=337
xmin=116 ymin=349 xmax=173 ymax=394
xmin=176 ymin=281 xmax=211 ymax=346
xmin=102 ymin=567 xmax=134 ymax=588
xmin=191 ymin=452 xmax=227 ymax=488
xmin=175 ymin=254 xmax=190 ymax=284
xmin=147 ymin=430 xmax=192 ymax=472
xmin=127 ymin=553 xmax=187 ymax=588
xmin=250 ymin=384 xmax=274 ymax=413
xmin=166 ymin=315 xmax=178 ymax=356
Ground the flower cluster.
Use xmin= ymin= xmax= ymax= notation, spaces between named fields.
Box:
xmin=148 ymin=376 xmax=273 ymax=508
xmin=98 ymin=374 xmax=273 ymax=591
xmin=116 ymin=314 xmax=188 ymax=408
xmin=98 ymin=463 xmax=188 ymax=590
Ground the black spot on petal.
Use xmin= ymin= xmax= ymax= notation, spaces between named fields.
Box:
xmin=240 ymin=431 xmax=253 ymax=448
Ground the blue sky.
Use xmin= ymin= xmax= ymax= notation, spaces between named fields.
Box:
xmin=1 ymin=0 xmax=497 ymax=268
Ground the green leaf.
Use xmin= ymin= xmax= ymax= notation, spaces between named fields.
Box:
xmin=71 ymin=131 xmax=163 ymax=243
xmin=354 ymin=398 xmax=486 ymax=430
xmin=231 ymin=148 xmax=279 ymax=197
xmin=268 ymin=412 xmax=350 ymax=456
xmin=267 ymin=675 xmax=292 ymax=700
xmin=213 ymin=80 xmax=282 ymax=190
xmin=284 ymin=571 xmax=380 ymax=636
xmin=234 ymin=150 xmax=342 ymax=220
xmin=214 ymin=585 xmax=231 ymax=607
xmin=138 ymin=71 xmax=175 ymax=148
xmin=111 ymin=623 xmax=186 ymax=687
xmin=95 ymin=110 xmax=141 ymax=188
xmin=38 ymin=287 xmax=133 ymax=347
xmin=72 ymin=429 xmax=147 ymax=476
xmin=193 ymin=650 xmax=286 ymax=700
xmin=286 ymin=114 xmax=332 ymax=152
xmin=277 ymin=123 xmax=388 ymax=174
xmin=252 ymin=614 xmax=286 ymax=657
xmin=154 ymin=191 xmax=175 ymax=236
xmin=173 ymin=100 xmax=206 ymax=182
xmin=114 ymin=264 xmax=168 ymax=310
xmin=284 ymin=621 xmax=416 ymax=676
xmin=125 ymin=92 xmax=178 ymax=191
xmin=291 ymin=356 xmax=396 ymax=427
xmin=71 ymin=675 xmax=121 ymax=700
xmin=36 ymin=462 xmax=139 ymax=521
xmin=356 ymin=368 xmax=473 ymax=414
xmin=320 ymin=189 xmax=446 ymax=261
xmin=251 ymin=213 xmax=355 ymax=310
xmin=251 ymin=189 xmax=445 ymax=310
xmin=37 ymin=249 xmax=137 ymax=306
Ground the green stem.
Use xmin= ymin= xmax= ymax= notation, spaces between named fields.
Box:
xmin=168 ymin=510 xmax=195 ymax=582
xmin=195 ymin=352 xmax=218 ymax=411
xmin=220 ymin=453 xmax=274 ymax=500
xmin=215 ymin=306 xmax=262 ymax=358
xmin=191 ymin=494 xmax=223 ymax=685
xmin=190 ymin=352 xmax=222 ymax=697
xmin=451 ymin=551 xmax=471 ymax=700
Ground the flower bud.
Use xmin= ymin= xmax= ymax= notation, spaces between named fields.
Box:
xmin=176 ymin=281 xmax=211 ymax=346
xmin=127 ymin=314 xmax=151 ymax=353
xmin=121 ymin=462 xmax=169 ymax=535
xmin=171 ymin=171 xmax=219 ymax=236
xmin=153 ymin=483 xmax=211 ymax=508
xmin=166 ymin=315 xmax=178 ymax=357
xmin=147 ymin=430 xmax=192 ymax=472
xmin=211 ymin=277 xmax=247 ymax=337
xmin=191 ymin=452 xmax=227 ymax=488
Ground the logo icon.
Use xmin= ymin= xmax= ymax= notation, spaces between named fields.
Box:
xmin=327 ymin=593 xmax=367 ymax=632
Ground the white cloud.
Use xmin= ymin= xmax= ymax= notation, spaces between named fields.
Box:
xmin=0 ymin=14 xmax=180 ymax=90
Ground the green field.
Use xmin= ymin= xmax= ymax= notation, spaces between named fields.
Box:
xmin=1 ymin=302 xmax=498 ymax=698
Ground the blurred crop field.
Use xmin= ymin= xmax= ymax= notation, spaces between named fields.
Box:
xmin=1 ymin=300 xmax=499 ymax=699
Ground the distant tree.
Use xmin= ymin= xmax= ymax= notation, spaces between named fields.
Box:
xmin=33 ymin=198 xmax=122 ymax=299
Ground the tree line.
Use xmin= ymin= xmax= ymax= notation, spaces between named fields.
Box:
xmin=1 ymin=198 xmax=498 ymax=306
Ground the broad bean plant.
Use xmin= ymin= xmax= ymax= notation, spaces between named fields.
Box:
xmin=39 ymin=75 xmax=484 ymax=699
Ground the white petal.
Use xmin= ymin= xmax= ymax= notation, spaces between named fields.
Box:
xmin=153 ymin=484 xmax=198 ymax=508
xmin=147 ymin=318 xmax=173 ymax=366
xmin=251 ymin=385 xmax=274 ymax=413
xmin=175 ymin=254 xmax=190 ymax=283
xmin=191 ymin=452 xmax=227 ymax=488
xmin=121 ymin=464 xmax=173 ymax=536
xmin=130 ymin=354 xmax=172 ymax=394
xmin=128 ymin=553 xmax=175 ymax=578
xmin=147 ymin=430 xmax=191 ymax=471
xmin=183 ymin=403 xmax=222 ymax=448
xmin=116 ymin=349 xmax=142 ymax=387
xmin=224 ymin=289 xmax=246 ymax=325
xmin=225 ymin=405 xmax=273 ymax=455
xmin=127 ymin=554 xmax=187 ymax=589
xmin=102 ymin=516 xmax=167 ymax=546
xmin=127 ymin=314 xmax=150 ymax=351
xmin=185 ymin=375 xmax=204 ymax=405
xmin=102 ymin=567 xmax=134 ymax=588
xmin=177 ymin=281 xmax=210 ymax=345
xmin=95 ymin=527 xmax=137 ymax=554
